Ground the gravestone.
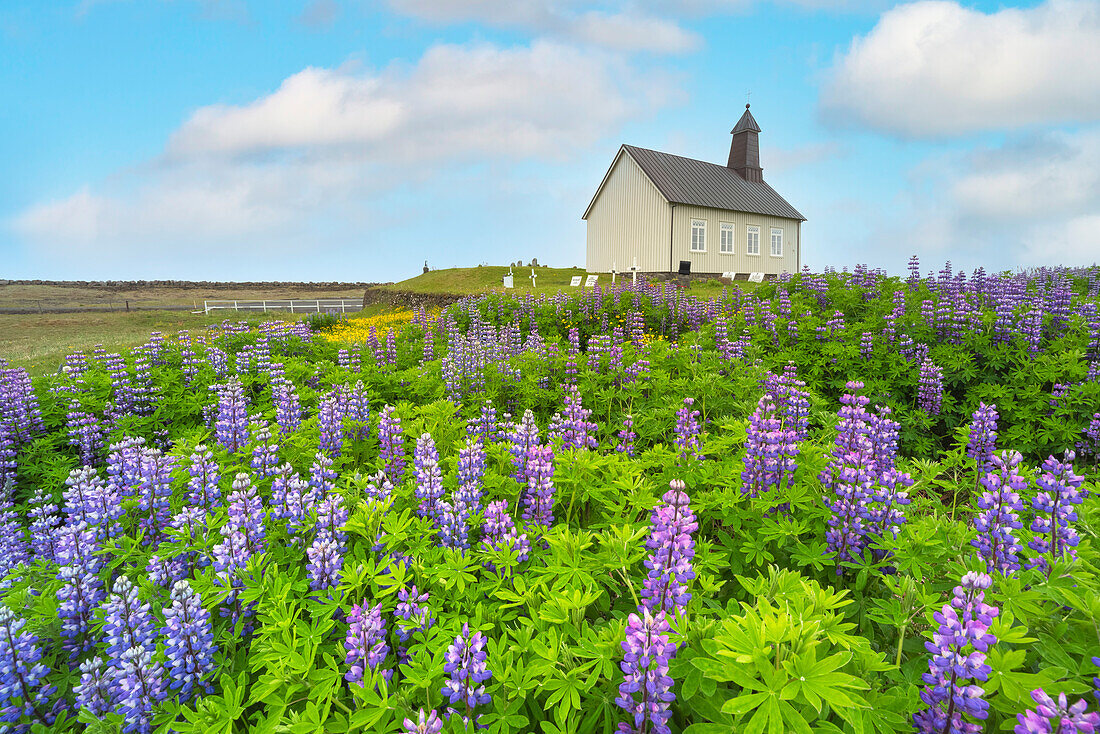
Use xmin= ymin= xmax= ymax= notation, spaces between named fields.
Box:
xmin=584 ymin=274 xmax=598 ymax=288
xmin=748 ymin=272 xmax=765 ymax=283
xmin=569 ymin=276 xmax=583 ymax=287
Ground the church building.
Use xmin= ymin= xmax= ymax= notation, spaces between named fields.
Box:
xmin=583 ymin=105 xmax=805 ymax=278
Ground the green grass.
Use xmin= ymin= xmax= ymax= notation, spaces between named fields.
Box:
xmin=0 ymin=310 xmax=299 ymax=377
xmin=381 ymin=266 xmax=758 ymax=298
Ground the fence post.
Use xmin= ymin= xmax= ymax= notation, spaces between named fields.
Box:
xmin=316 ymin=299 xmax=320 ymax=313
xmin=234 ymin=300 xmax=238 ymax=312
xmin=341 ymin=300 xmax=346 ymax=313
xmin=263 ymin=300 xmax=267 ymax=313
xmin=289 ymin=301 xmax=294 ymax=314
xmin=204 ymin=301 xmax=209 ymax=314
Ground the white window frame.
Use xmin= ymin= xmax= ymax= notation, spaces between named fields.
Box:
xmin=746 ymin=225 xmax=761 ymax=256
xmin=690 ymin=219 xmax=707 ymax=253
xmin=770 ymin=227 xmax=783 ymax=257
xmin=719 ymin=222 xmax=735 ymax=254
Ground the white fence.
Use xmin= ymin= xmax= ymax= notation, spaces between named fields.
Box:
xmin=202 ymin=298 xmax=363 ymax=315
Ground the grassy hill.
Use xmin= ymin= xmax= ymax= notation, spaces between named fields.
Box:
xmin=376 ymin=266 xmax=589 ymax=295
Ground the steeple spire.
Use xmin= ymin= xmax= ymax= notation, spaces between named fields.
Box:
xmin=727 ymin=104 xmax=763 ymax=182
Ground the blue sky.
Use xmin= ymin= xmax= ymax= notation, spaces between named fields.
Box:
xmin=2 ymin=0 xmax=1098 ymax=281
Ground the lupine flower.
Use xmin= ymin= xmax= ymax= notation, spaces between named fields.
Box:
xmin=57 ymin=563 xmax=106 ymax=656
xmin=27 ymin=487 xmax=61 ymax=563
xmin=1014 ymin=688 xmax=1100 ymax=733
xmin=56 ymin=520 xmax=102 ymax=574
xmin=186 ymin=446 xmax=221 ymax=510
xmin=918 ymin=358 xmax=944 ymax=416
xmin=394 ymin=586 xmax=435 ymax=647
xmin=442 ymin=437 xmax=486 ymax=549
xmin=401 ymin=709 xmax=444 ymax=734
xmin=972 ymin=451 xmax=1027 ymax=576
xmin=913 ymin=572 xmax=999 ymax=734
xmin=414 ymin=434 xmax=445 ymax=526
xmin=967 ymin=403 xmax=999 ymax=476
xmin=378 ymin=406 xmax=406 ymax=483
xmin=550 ymin=385 xmax=598 ymax=451
xmin=1028 ymin=451 xmax=1085 ymax=575
xmin=674 ymin=398 xmax=701 ymax=459
xmin=0 ymin=606 xmax=57 ymax=728
xmin=164 ymin=580 xmax=217 ymax=702
xmin=213 ymin=378 xmax=249 ymax=453
xmin=0 ymin=482 xmax=29 ymax=580
xmin=344 ymin=601 xmax=391 ymax=685
xmin=309 ymin=451 xmax=337 ymax=499
xmin=520 ymin=444 xmax=556 ymax=532
xmin=306 ymin=537 xmax=344 ymax=591
xmin=741 ymin=395 xmax=799 ymax=498
xmin=615 ymin=608 xmax=676 ymax=734
xmin=101 ymin=576 xmax=164 ymax=733
xmin=317 ymin=393 xmax=346 ymax=457
xmin=136 ymin=448 xmax=178 ymax=543
xmin=74 ymin=656 xmax=112 ymax=717
xmin=66 ymin=404 xmax=105 ymax=466
xmin=272 ymin=378 xmax=302 ymax=434
xmin=507 ymin=410 xmax=541 ymax=485
xmin=480 ymin=500 xmax=530 ymax=572
xmin=617 ymin=415 xmax=636 ymax=457
xmin=441 ymin=623 xmax=492 ymax=725
xmin=640 ymin=480 xmax=697 ymax=616
xmin=250 ymin=422 xmax=280 ymax=478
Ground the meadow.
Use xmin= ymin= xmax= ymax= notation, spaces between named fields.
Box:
xmin=0 ymin=260 xmax=1098 ymax=734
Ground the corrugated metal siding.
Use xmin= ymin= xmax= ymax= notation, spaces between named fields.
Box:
xmin=585 ymin=152 xmax=671 ymax=273
xmin=673 ymin=205 xmax=801 ymax=275
xmin=624 ymin=145 xmax=805 ymax=221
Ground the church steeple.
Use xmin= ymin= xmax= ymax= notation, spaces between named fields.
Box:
xmin=727 ymin=104 xmax=763 ymax=182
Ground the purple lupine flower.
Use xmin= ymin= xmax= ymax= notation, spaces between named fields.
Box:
xmin=250 ymin=422 xmax=280 ymax=478
xmin=0 ymin=481 xmax=30 ymax=579
xmin=164 ymin=580 xmax=216 ymax=702
xmin=507 ymin=410 xmax=541 ymax=485
xmin=1014 ymin=688 xmax=1100 ymax=733
xmin=213 ymin=378 xmax=249 ymax=453
xmin=0 ymin=607 xmax=57 ymax=728
xmin=640 ymin=480 xmax=697 ymax=616
xmin=306 ymin=537 xmax=343 ymax=591
xmin=520 ymin=444 xmax=556 ymax=533
xmin=441 ymin=623 xmax=492 ymax=725
xmin=394 ymin=586 xmax=435 ymax=648
xmin=272 ymin=468 xmax=316 ymax=538
xmin=66 ymin=404 xmax=105 ymax=466
xmin=146 ymin=549 xmax=188 ymax=589
xmin=1028 ymin=451 xmax=1086 ymax=575
xmin=480 ymin=500 xmax=530 ymax=571
xmin=912 ymin=572 xmax=998 ymax=734
xmin=186 ymin=446 xmax=221 ymax=510
xmin=466 ymin=400 xmax=499 ymax=444
xmin=56 ymin=521 xmax=102 ymax=574
xmin=343 ymin=380 xmax=370 ymax=441
xmin=917 ymin=358 xmax=944 ymax=416
xmin=74 ymin=656 xmax=112 ymax=717
xmin=414 ymin=433 xmax=445 ymax=526
xmin=344 ymin=601 xmax=391 ymax=685
xmin=967 ymin=403 xmax=999 ymax=477
xmin=617 ymin=415 xmax=636 ymax=457
xmin=106 ymin=436 xmax=146 ymax=499
xmin=674 ymin=398 xmax=701 ymax=459
xmin=865 ymin=467 xmax=913 ymax=560
xmin=550 ymin=385 xmax=598 ymax=451
xmin=317 ymin=392 xmax=346 ymax=457
xmin=442 ymin=437 xmax=486 ymax=549
xmin=615 ymin=608 xmax=676 ymax=734
xmin=136 ymin=448 xmax=178 ymax=543
xmin=101 ymin=576 xmax=165 ymax=733
xmin=972 ymin=450 xmax=1027 ymax=576
xmin=27 ymin=487 xmax=61 ymax=563
xmin=401 ymin=709 xmax=444 ymax=734
xmin=741 ymin=395 xmax=799 ymax=498
xmin=212 ymin=473 xmax=266 ymax=632
xmin=308 ymin=451 xmax=337 ymax=499
xmin=57 ymin=563 xmax=106 ymax=656
xmin=272 ymin=377 xmax=302 ymax=434
xmin=378 ymin=405 xmax=406 ymax=483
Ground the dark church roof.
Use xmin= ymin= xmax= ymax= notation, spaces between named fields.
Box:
xmin=731 ymin=106 xmax=761 ymax=134
xmin=613 ymin=144 xmax=806 ymax=221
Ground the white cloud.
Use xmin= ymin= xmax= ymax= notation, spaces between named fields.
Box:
xmin=385 ymin=0 xmax=701 ymax=53
xmin=863 ymin=127 xmax=1100 ymax=270
xmin=821 ymin=0 xmax=1100 ymax=137
xmin=297 ymin=0 xmax=341 ymax=29
xmin=169 ymin=41 xmax=669 ymax=161
xmin=13 ymin=40 xmax=673 ymax=265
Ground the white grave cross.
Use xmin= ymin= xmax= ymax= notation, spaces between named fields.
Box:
xmin=530 ymin=268 xmax=538 ymax=288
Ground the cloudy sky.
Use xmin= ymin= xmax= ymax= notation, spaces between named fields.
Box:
xmin=2 ymin=0 xmax=1098 ymax=281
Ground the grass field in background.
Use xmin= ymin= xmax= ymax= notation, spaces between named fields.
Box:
xmin=0 ymin=311 xmax=298 ymax=376
xmin=1 ymin=268 xmax=759 ymax=375
xmin=0 ymin=284 xmax=367 ymax=311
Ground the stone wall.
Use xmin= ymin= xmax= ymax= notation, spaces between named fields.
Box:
xmin=362 ymin=288 xmax=467 ymax=310
xmin=0 ymin=279 xmax=385 ymax=289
